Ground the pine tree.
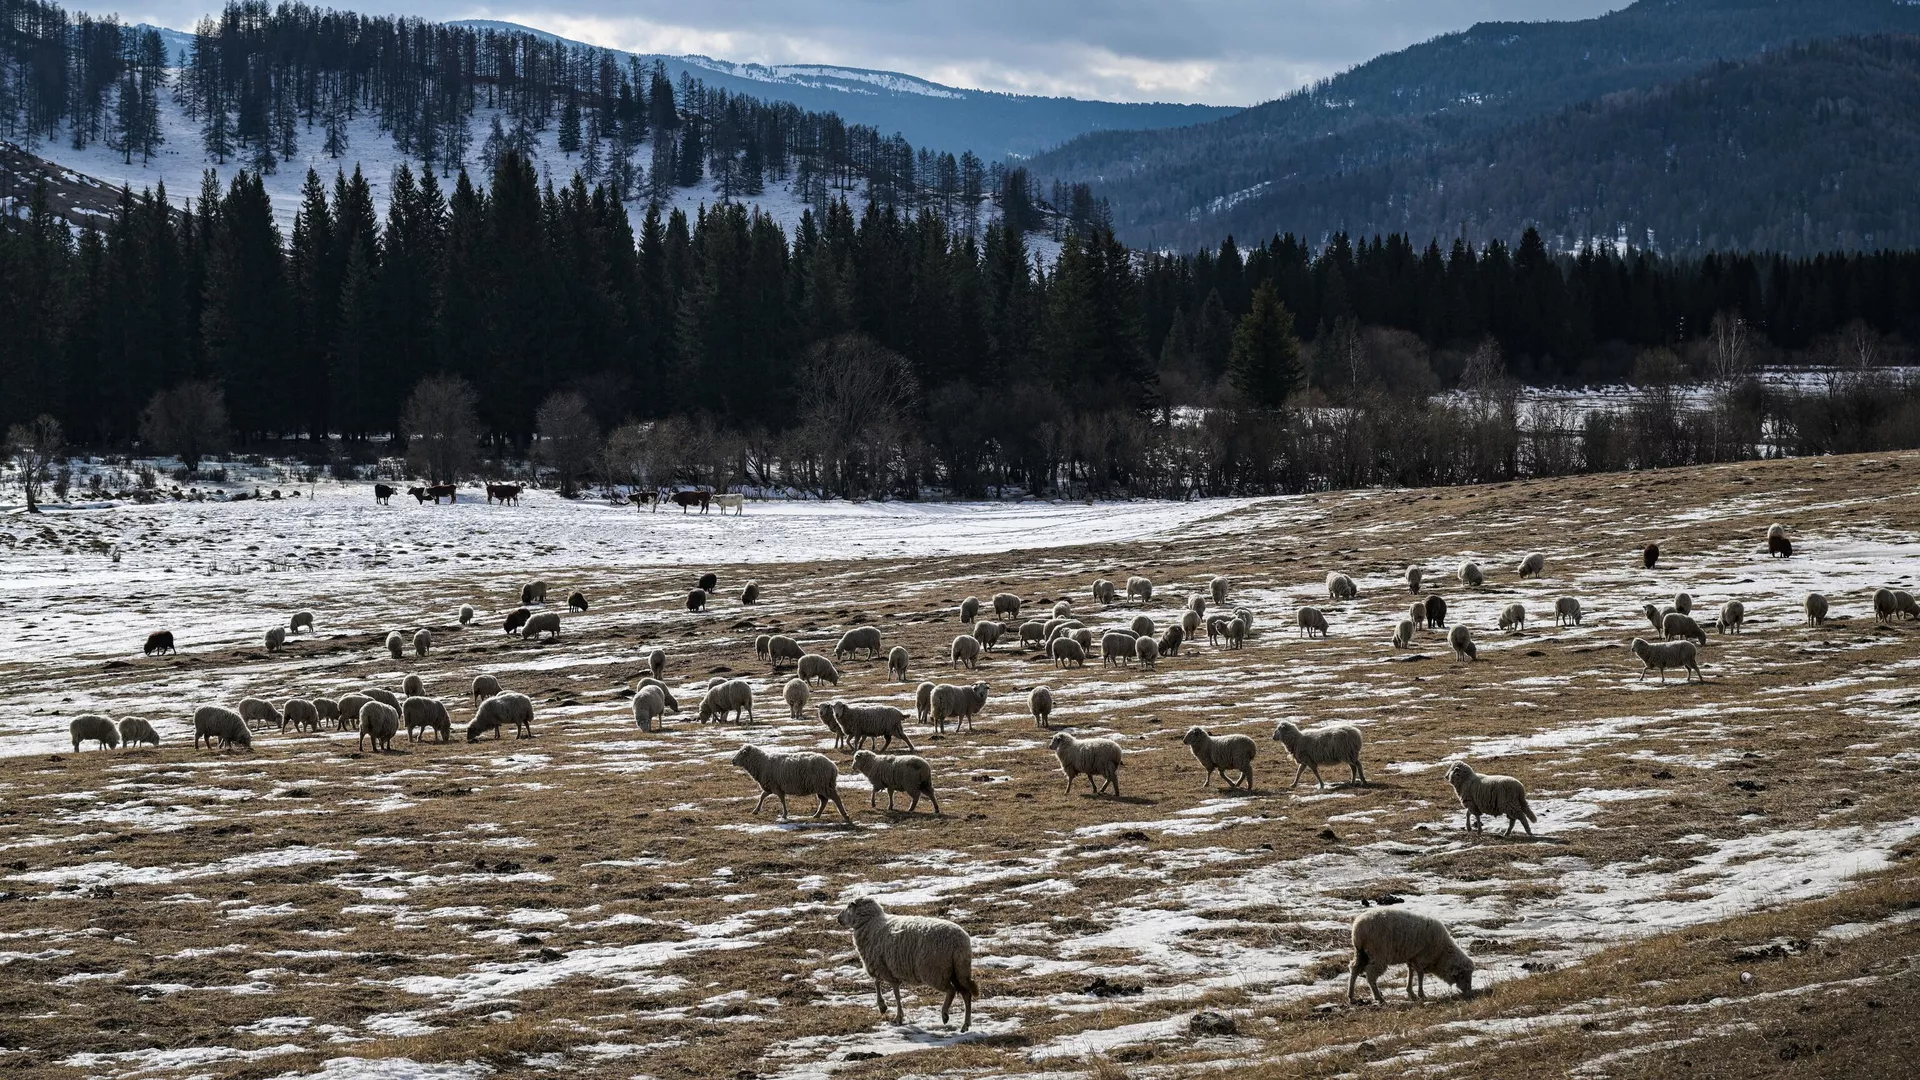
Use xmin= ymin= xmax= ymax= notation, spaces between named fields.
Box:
xmin=676 ymin=116 xmax=704 ymax=187
xmin=558 ymin=92 xmax=582 ymax=154
xmin=1227 ymin=280 xmax=1302 ymax=408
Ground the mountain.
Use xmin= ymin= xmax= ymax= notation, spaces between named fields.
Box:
xmin=449 ymin=19 xmax=1234 ymax=160
xmin=1027 ymin=0 xmax=1920 ymax=251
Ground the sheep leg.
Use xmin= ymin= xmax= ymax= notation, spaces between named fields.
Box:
xmin=1310 ymin=764 xmax=1326 ymax=791
xmin=830 ymin=791 xmax=854 ymax=825
xmin=1109 ymin=772 xmax=1121 ymax=797
xmin=1290 ymin=763 xmax=1306 ymax=789
xmin=873 ymin=980 xmax=887 ymax=1013
xmin=1351 ymin=761 xmax=1366 ymax=785
xmin=868 ymin=789 xmax=878 ymax=809
xmin=1065 ymin=772 xmax=1078 ymax=794
xmin=942 ymin=984 xmax=956 ymax=1024
xmin=1407 ymin=967 xmax=1418 ymax=1000
xmin=893 ymin=984 xmax=905 ymax=1025
xmin=898 ymin=732 xmax=916 ymax=751
xmin=926 ymin=790 xmax=941 ymax=816
xmin=751 ymin=791 xmax=773 ymax=816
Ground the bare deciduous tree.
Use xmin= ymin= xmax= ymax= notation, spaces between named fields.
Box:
xmin=532 ymin=392 xmax=602 ymax=497
xmin=139 ymin=381 xmax=229 ymax=476
xmin=1707 ymin=311 xmax=1751 ymax=387
xmin=401 ymin=375 xmax=481 ymax=484
xmin=798 ymin=334 xmax=919 ymax=498
xmin=7 ymin=414 xmax=65 ymax=513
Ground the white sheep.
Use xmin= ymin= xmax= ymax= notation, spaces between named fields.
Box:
xmin=1407 ymin=599 xmax=1429 ymax=630
xmin=1554 ymin=596 xmax=1582 ymax=627
xmin=458 ymin=604 xmax=474 ymax=626
xmin=1093 ymin=579 xmax=1118 ymax=605
xmin=1050 ymin=637 xmax=1087 ymax=668
xmin=1182 ymin=726 xmax=1255 ymax=790
xmin=467 ymin=691 xmax=534 ymax=741
xmin=699 ymin=679 xmax=757 ymax=723
xmin=1326 ymin=571 xmax=1358 ymax=601
xmin=836 ymin=626 xmax=884 ymax=660
xmin=1101 ymin=631 xmax=1135 ymax=666
xmin=1392 ymin=618 xmax=1415 ymax=648
xmin=765 ymin=635 xmax=802 ymax=665
xmin=1129 ymin=614 xmax=1155 ymax=637
xmin=281 ymin=698 xmax=321 ymax=733
xmin=385 ymin=630 xmax=405 ymax=659
xmin=1805 ymin=592 xmax=1829 ymax=626
xmin=1517 ymin=551 xmax=1546 ymax=578
xmin=1297 ymin=606 xmax=1329 ymax=639
xmin=972 ymin=621 xmax=1003 ymax=650
xmin=1717 ymin=600 xmax=1746 ymax=633
xmin=929 ymin=682 xmax=990 ymax=735
xmin=633 ymin=684 xmax=670 ymax=732
xmin=1225 ymin=616 xmax=1247 ymax=648
xmin=1874 ymin=588 xmax=1899 ymax=623
xmin=1661 ymin=611 xmax=1707 ymax=646
xmin=1498 ymin=602 xmax=1527 ymax=633
xmin=1405 ymin=566 xmax=1423 ymax=594
xmin=636 ymin=677 xmax=679 ymax=713
xmin=1210 ymin=576 xmax=1229 ymax=604
xmin=1134 ymin=635 xmax=1159 ymax=669
xmin=1895 ymin=589 xmax=1920 ymax=620
xmin=403 ymin=697 xmax=451 ymax=742
xmin=836 ymin=898 xmax=976 ymax=1030
xmin=1348 ymin=908 xmax=1474 ymax=1004
xmin=1448 ymin=624 xmax=1477 ymax=662
xmin=915 ymin=681 xmax=935 ymax=725
xmin=647 ymin=648 xmax=667 ymax=678
xmin=1018 ymin=620 xmax=1047 ymax=649
xmin=358 ymin=701 xmax=400 ymax=752
xmin=1272 ymin=720 xmax=1365 ymax=790
xmin=832 ymin=702 xmax=917 ymax=752
xmin=194 ymin=705 xmax=252 ymax=749
xmin=1458 ymin=561 xmax=1484 ymax=587
xmin=289 ymin=610 xmax=314 ymax=634
xmin=237 ymin=696 xmax=283 ymax=730
xmin=363 ymin=687 xmax=400 ymax=710
xmin=1052 ymin=600 xmax=1072 ymax=619
xmin=887 ymin=646 xmax=910 ymax=681
xmin=949 ymin=634 xmax=981 ymax=670
xmin=118 ymin=716 xmax=160 ymax=749
xmin=522 ymin=611 xmax=561 ymax=641
xmin=741 ymin=581 xmax=760 ymax=605
xmin=70 ymin=714 xmax=119 ymax=751
xmin=797 ymin=653 xmax=840 ymax=686
xmin=1126 ymin=575 xmax=1153 ymax=602
xmin=851 ymin=750 xmax=941 ymax=815
xmin=780 ymin=677 xmax=811 ymax=721
xmin=1187 ymin=595 xmax=1206 ymax=618
xmin=1049 ymin=731 xmax=1123 ymax=795
xmin=1631 ymin=637 xmax=1702 ymax=683
xmin=521 ymin=580 xmax=548 ymax=605
xmin=1674 ymin=591 xmax=1693 ymax=615
xmin=471 ymin=674 xmax=501 ymax=703
xmin=334 ymin=693 xmax=373 ymax=730
xmin=264 ymin=626 xmax=287 ymax=652
xmin=402 ymin=673 xmax=425 ymax=697
xmin=1028 ymin=685 xmax=1054 ymax=728
xmin=992 ymin=592 xmax=1022 ymax=619
xmin=817 ymin=702 xmax=847 ymax=749
xmin=960 ymin=596 xmax=980 ymax=623
xmin=1444 ymin=760 xmax=1537 ymax=836
xmin=1181 ymin=609 xmax=1202 ymax=636
xmin=731 ymin=744 xmax=852 ymax=824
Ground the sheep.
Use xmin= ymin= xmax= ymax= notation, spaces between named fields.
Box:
xmin=949 ymin=634 xmax=981 ymax=670
xmin=1643 ymin=542 xmax=1660 ymax=569
xmin=503 ymin=607 xmax=532 ymax=635
xmin=1044 ymin=617 xmax=1081 ymax=639
xmin=695 ymin=572 xmax=719 ymax=594
xmin=836 ymin=898 xmax=976 ymax=1030
xmin=1348 ymin=908 xmax=1474 ymax=1005
xmin=1187 ymin=595 xmax=1206 ymax=619
xmin=459 ymin=604 xmax=474 ymax=626
xmin=1875 ymin=588 xmax=1899 ymax=623
xmin=1181 ymin=609 xmax=1202 ymax=636
xmin=835 ymin=626 xmax=884 ymax=661
xmin=70 ymin=714 xmax=119 ymax=751
xmin=472 ymin=674 xmax=501 ymax=703
xmin=385 ymin=631 xmax=405 ymax=659
xmin=797 ymin=654 xmax=840 ymax=687
xmin=783 ymin=678 xmax=811 ymax=721
xmin=1642 ymin=603 xmax=1667 ymax=631
xmin=887 ymin=646 xmax=910 ymax=682
xmin=1159 ymin=624 xmax=1185 ymax=656
xmin=1225 ymin=617 xmax=1247 ymax=648
xmin=357 ymin=701 xmax=399 ymax=751
xmin=118 ymin=716 xmax=160 ymax=749
xmin=1134 ymin=635 xmax=1160 ymax=669
xmin=636 ymin=677 xmax=680 ymax=713
xmin=1233 ymin=607 xmax=1254 ymax=634
xmin=915 ymin=681 xmax=935 ymax=725
xmin=698 ymin=679 xmax=757 ymax=723
xmin=467 ymin=691 xmax=534 ymax=741
xmin=281 ymin=698 xmax=321 ymax=734
xmin=264 ymin=625 xmax=287 ymax=653
xmin=1458 ymin=561 xmax=1484 ymax=587
xmin=817 ymin=703 xmax=847 ymax=749
xmin=521 ymin=580 xmax=549 ymax=605
xmin=992 ymin=592 xmax=1022 ymax=619
xmin=403 ymin=697 xmax=452 ymax=742
xmin=568 ymin=590 xmax=588 ymax=612
xmin=289 ymin=610 xmax=314 ymax=634
xmin=193 ymin=705 xmax=252 ymax=750
xmin=687 ymin=588 xmax=708 ymax=612
xmin=1101 ymin=631 xmax=1136 ymax=667
xmin=143 ymin=630 xmax=176 ymax=656
xmin=520 ymin=611 xmax=561 ymax=641
xmin=1052 ymin=600 xmax=1073 ymax=619
xmin=960 ymin=596 xmax=981 ymax=624
xmin=1662 ymin=611 xmax=1707 ymax=646
xmin=1498 ymin=602 xmax=1527 ymax=633
xmin=1448 ymin=624 xmax=1477 ymax=662
xmin=1443 ymin=760 xmax=1537 ymax=836
xmin=1517 ymin=551 xmax=1546 ymax=578
xmin=363 ymin=687 xmax=401 ymax=710
xmin=755 ymin=634 xmax=771 ymax=661
xmin=237 ymin=696 xmax=283 ymax=731
xmin=1631 ymin=637 xmax=1702 ymax=683
xmin=647 ymin=648 xmax=666 ymax=679
xmin=930 ymin=682 xmax=990 ymax=735
xmin=767 ymin=635 xmax=805 ymax=666
xmin=833 ymin=702 xmax=917 ymax=752
xmin=1127 ymin=576 xmax=1154 ymax=602
xmin=334 ymin=694 xmax=373 ymax=730
xmin=1768 ymin=522 xmax=1786 ymax=541
xmin=1028 ymin=685 xmax=1054 ymax=728
xmin=1424 ymin=594 xmax=1447 ymax=629
xmin=1554 ymin=596 xmax=1583 ymax=627
xmin=633 ymin=684 xmax=670 ymax=732
xmin=1717 ymin=600 xmax=1746 ymax=633
xmin=730 ymin=744 xmax=852 ymax=824
xmin=1409 ymin=600 xmax=1429 ymax=630
xmin=1049 ymin=637 xmax=1086 ymax=668
xmin=1018 ymin=620 xmax=1048 ymax=649
xmin=1297 ymin=606 xmax=1329 ymax=639
xmin=1049 ymin=732 xmax=1123 ymax=796
xmin=413 ymin=628 xmax=431 ymax=657
xmin=1092 ymin=579 xmax=1118 ymax=605
xmin=1327 ymin=571 xmax=1359 ymax=601
xmin=1768 ymin=523 xmax=1792 ymax=558
xmin=851 ymin=750 xmax=941 ymax=815
xmin=1896 ymin=590 xmax=1920 ymax=620
xmin=1210 ymin=575 xmax=1230 ymax=604
xmin=1805 ymin=592 xmax=1829 ymax=626
xmin=1182 ymin=727 xmax=1256 ymax=791
xmin=1273 ymin=721 xmax=1366 ymax=790
xmin=741 ymin=581 xmax=760 ymax=605
xmin=1406 ymin=566 xmax=1423 ymax=594
xmin=1673 ymin=591 xmax=1693 ymax=615
xmin=1393 ymin=619 xmax=1415 ymax=648
xmin=972 ymin=621 xmax=1004 ymax=651
xmin=1072 ymin=626 xmax=1095 ymax=651
xmin=313 ymin=697 xmax=339 ymax=726
xmin=1129 ymin=614 xmax=1155 ymax=638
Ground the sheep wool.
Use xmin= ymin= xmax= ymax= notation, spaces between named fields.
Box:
xmin=193 ymin=705 xmax=252 ymax=750
xmin=334 ymin=694 xmax=373 ymax=730
xmin=731 ymin=744 xmax=852 ymax=824
xmin=1018 ymin=620 xmax=1047 ymax=648
xmin=1028 ymin=685 xmax=1054 ymax=728
xmin=1517 ymin=551 xmax=1546 ymax=578
xmin=1443 ymin=760 xmax=1537 ymax=836
xmin=1717 ymin=600 xmax=1746 ymax=633
xmin=915 ymin=681 xmax=936 ymax=724
xmin=281 ymin=698 xmax=321 ymax=734
xmin=1092 ymin=579 xmax=1118 ymax=605
xmin=1643 ymin=543 xmax=1660 ymax=569
xmin=1181 ymin=609 xmax=1202 ymax=636
xmin=1409 ymin=600 xmax=1429 ymax=630
xmin=503 ymin=607 xmax=531 ymax=635
xmin=1348 ymin=908 xmax=1474 ymax=1004
xmin=837 ymin=898 xmax=976 ymax=1030
xmin=740 ymin=581 xmax=761 ymax=605
xmin=888 ymin=646 xmax=910 ymax=682
xmin=768 ymin=635 xmax=804 ymax=665
xmin=1296 ymin=606 xmax=1329 ymax=639
xmin=949 ymin=635 xmax=981 ymax=670
xmin=521 ymin=580 xmax=548 ymax=605
xmin=1273 ymin=721 xmax=1365 ymax=790
xmin=1631 ymin=637 xmax=1702 ymax=683
xmin=836 ymin=626 xmax=884 ymax=660
xmin=782 ymin=678 xmax=811 ymax=721
xmin=1874 ymin=588 xmax=1899 ymax=623
xmin=1225 ymin=617 xmax=1247 ymax=648
xmin=1448 ymin=624 xmax=1477 ymax=662
xmin=237 ymin=697 xmax=283 ymax=730
xmin=851 ymin=750 xmax=941 ymax=815
xmin=362 ymin=687 xmax=400 ymax=710
xmin=1187 ymin=595 xmax=1206 ymax=618
xmin=1182 ymin=727 xmax=1256 ymax=791
xmin=635 ymin=677 xmax=679 ymax=713
xmin=1129 ymin=614 xmax=1155 ymax=637
xmin=1134 ymin=635 xmax=1160 ymax=669
xmin=358 ymin=701 xmax=400 ymax=752
xmin=70 ymin=714 xmax=119 ymax=751
xmin=1049 ymin=732 xmax=1123 ymax=795
xmin=686 ymin=588 xmax=707 ymax=612
xmin=1159 ymin=624 xmax=1185 ymax=656
xmin=698 ymin=572 xmax=719 ymax=593
xmin=1554 ymin=596 xmax=1583 ymax=627
xmin=467 ymin=691 xmax=534 ymax=741
xmin=568 ymin=591 xmax=589 ymax=612
xmin=929 ymin=682 xmax=990 ymax=735
xmin=1674 ymin=591 xmax=1693 ymax=615
xmin=412 ymin=628 xmax=431 ymax=657
xmin=1052 ymin=600 xmax=1073 ymax=619
xmin=647 ymin=648 xmax=667 ymax=678
xmin=1896 ymin=590 xmax=1920 ymax=620
xmin=118 ymin=716 xmax=160 ymax=749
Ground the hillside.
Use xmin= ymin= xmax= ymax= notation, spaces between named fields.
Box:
xmin=1028 ymin=0 xmax=1920 ymax=251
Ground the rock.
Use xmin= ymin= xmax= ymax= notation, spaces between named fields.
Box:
xmin=1083 ymin=975 xmax=1143 ymax=998
xmin=1189 ymin=1011 xmax=1237 ymax=1037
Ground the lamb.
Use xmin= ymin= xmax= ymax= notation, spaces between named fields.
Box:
xmin=459 ymin=604 xmax=474 ymax=626
xmin=797 ymin=654 xmax=840 ymax=687
xmin=1631 ymin=637 xmax=1702 ymax=683
xmin=972 ymin=621 xmax=1003 ymax=650
xmin=1052 ymin=600 xmax=1073 ymax=619
xmin=1102 ymin=631 xmax=1136 ymax=666
xmin=1348 ymin=908 xmax=1474 ymax=1005
xmin=1661 ymin=611 xmax=1707 ymax=646
xmin=1643 ymin=542 xmax=1660 ymax=569
xmin=698 ymin=679 xmax=757 ymax=723
xmin=1182 ymin=727 xmax=1256 ymax=791
xmin=289 ymin=610 xmax=314 ymax=634
xmin=467 ymin=691 xmax=534 ymax=741
xmin=194 ymin=705 xmax=252 ymax=749
xmin=1554 ymin=596 xmax=1583 ymax=627
xmin=568 ymin=590 xmax=588 ymax=612
xmin=472 ymin=674 xmax=502 ymax=703
xmin=1443 ymin=760 xmax=1537 ymax=836
xmin=1674 ymin=591 xmax=1693 ymax=615
xmin=1126 ymin=575 xmax=1153 ymax=602
xmin=281 ymin=698 xmax=321 ymax=734
xmin=1049 ymin=637 xmax=1086 ymax=668
xmin=833 ymin=702 xmax=917 ymax=752
xmin=949 ymin=635 xmax=981 ymax=670
xmin=633 ymin=684 xmax=670 ymax=732
xmin=1018 ymin=621 xmax=1047 ymax=648
xmin=1028 ymin=685 xmax=1054 ymax=728
xmin=915 ymin=681 xmax=935 ymax=725
xmin=740 ymin=581 xmax=760 ymax=605
xmin=521 ymin=580 xmax=549 ymax=605
xmin=851 ymin=750 xmax=941 ymax=815
xmin=1296 ymin=606 xmax=1329 ymax=639
xmin=646 ymin=648 xmax=666 ymax=678
xmin=1424 ymin=594 xmax=1447 ymax=629
xmin=1406 ymin=566 xmax=1423 ymax=594
xmin=1327 ymin=571 xmax=1359 ymax=601
xmin=403 ymin=697 xmax=452 ymax=742
xmin=699 ymin=572 xmax=719 ymax=593
xmin=730 ymin=744 xmax=852 ymax=824
xmin=1049 ymin=732 xmax=1123 ymax=795
xmin=1272 ymin=720 xmax=1365 ymax=790
xmin=783 ymin=678 xmax=811 ymax=721
xmin=767 ymin=635 xmax=805 ymax=666
xmin=265 ymin=625 xmax=286 ymax=652
xmin=686 ymin=588 xmax=707 ymax=612
xmin=237 ymin=696 xmax=283 ymax=731
xmin=1393 ymin=618 xmax=1415 ymax=648
xmin=1134 ymin=636 xmax=1160 ymax=669
xmin=837 ymin=626 xmax=885 ymax=660
xmin=960 ymin=596 xmax=981 ymax=623
xmin=143 ymin=630 xmax=176 ymax=656
xmin=1517 ymin=551 xmax=1546 ymax=578
xmin=1448 ymin=624 xmax=1477 ymax=662
xmin=334 ymin=694 xmax=373 ymax=730
xmin=1093 ymin=579 xmax=1118 ymax=605
xmin=992 ymin=592 xmax=1022 ymax=619
xmin=1130 ymin=614 xmax=1155 ymax=637
xmin=503 ymin=607 xmax=532 ymax=635
xmin=930 ymin=682 xmax=990 ymax=735
xmin=888 ymin=646 xmax=910 ymax=682
xmin=1874 ymin=587 xmax=1899 ymax=623
xmin=521 ymin=611 xmax=562 ymax=641
xmin=1159 ymin=624 xmax=1185 ymax=656
xmin=1458 ymin=561 xmax=1484 ymax=587
xmin=118 ymin=716 xmax=160 ymax=749
xmin=836 ymin=898 xmax=976 ymax=1030
xmin=70 ymin=714 xmax=119 ymax=751
xmin=1805 ymin=591 xmax=1829 ymax=626
xmin=413 ymin=628 xmax=431 ymax=657
xmin=358 ymin=701 xmax=400 ymax=752
xmin=1717 ymin=600 xmax=1746 ymax=633
xmin=1768 ymin=523 xmax=1793 ymax=558
xmin=1498 ymin=602 xmax=1527 ymax=633
xmin=385 ymin=631 xmax=405 ymax=659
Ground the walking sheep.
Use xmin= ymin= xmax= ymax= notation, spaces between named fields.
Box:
xmin=1348 ymin=908 xmax=1474 ymax=1005
xmin=1717 ymin=600 xmax=1746 ymax=633
xmin=1517 ymin=551 xmax=1546 ymax=578
xmin=1805 ymin=592 xmax=1829 ymax=626
xmin=633 ymin=684 xmax=670 ymax=732
xmin=237 ymin=697 xmax=283 ymax=731
xmin=731 ymin=744 xmax=852 ymax=824
xmin=1210 ymin=576 xmax=1229 ymax=604
xmin=413 ymin=628 xmax=431 ymax=657
xmin=334 ymin=694 xmax=373 ymax=730
xmin=521 ymin=580 xmax=548 ymax=605
xmin=194 ymin=705 xmax=252 ymax=750
xmin=1327 ymin=572 xmax=1358 ymax=601
xmin=522 ymin=611 xmax=561 ymax=641
xmin=1159 ymin=624 xmax=1185 ymax=656
xmin=1631 ymin=637 xmax=1702 ymax=683
xmin=1448 ymin=624 xmax=1477 ymax=662
xmin=1297 ymin=606 xmax=1329 ymax=639
xmin=960 ymin=596 xmax=981 ymax=623
xmin=568 ymin=591 xmax=589 ymax=612
xmin=1406 ymin=566 xmax=1424 ymax=594
xmin=264 ymin=626 xmax=286 ymax=653
xmin=1498 ymin=603 xmax=1527 ymax=633
xmin=403 ymin=697 xmax=452 ymax=742
xmin=1424 ymin=594 xmax=1447 ymax=630
xmin=741 ymin=581 xmax=760 ymax=605
xmin=70 ymin=714 xmax=119 ymax=751
xmin=385 ymin=631 xmax=405 ymax=659
xmin=698 ymin=679 xmax=757 ymax=723
xmin=1225 ymin=617 xmax=1247 ymax=648
xmin=1661 ymin=611 xmax=1707 ymax=646
xmin=1018 ymin=621 xmax=1047 ymax=649
xmin=929 ymin=682 xmax=990 ymax=735
xmin=836 ymin=898 xmax=976 ymax=1030
xmin=797 ymin=654 xmax=840 ymax=687
xmin=118 ymin=716 xmax=160 ymax=749
xmin=992 ymin=592 xmax=1022 ymax=619
xmin=281 ymin=698 xmax=321 ymax=734
xmin=1126 ymin=576 xmax=1153 ymax=602
xmin=1554 ymin=596 xmax=1583 ymax=627
xmin=1182 ymin=727 xmax=1256 ymax=791
xmin=1049 ymin=732 xmax=1123 ymax=796
xmin=1393 ymin=619 xmax=1415 ymax=648
xmin=888 ymin=646 xmax=910 ymax=681
xmin=837 ymin=626 xmax=884 ymax=661
xmin=1028 ymin=685 xmax=1054 ymax=728
xmin=851 ymin=750 xmax=941 ymax=815
xmin=972 ymin=621 xmax=1003 ymax=650
xmin=289 ymin=610 xmax=314 ymax=634
xmin=832 ymin=702 xmax=916 ymax=751
xmin=1458 ymin=561 xmax=1484 ymax=587
xmin=1443 ymin=760 xmax=1537 ymax=836
xmin=467 ymin=691 xmax=534 ymax=741
xmin=1273 ymin=721 xmax=1365 ymax=790
xmin=916 ymin=681 xmax=935 ymax=725
xmin=950 ymin=635 xmax=981 ymax=670
xmin=358 ymin=701 xmax=400 ymax=752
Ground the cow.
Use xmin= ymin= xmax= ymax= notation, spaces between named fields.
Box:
xmin=486 ymin=483 xmax=523 ymax=505
xmin=374 ymin=484 xmax=396 ymax=505
xmin=671 ymin=489 xmax=711 ymax=514
xmin=628 ymin=490 xmax=660 ymax=511
xmin=713 ymin=493 xmax=745 ymax=516
xmin=408 ymin=484 xmax=458 ymax=504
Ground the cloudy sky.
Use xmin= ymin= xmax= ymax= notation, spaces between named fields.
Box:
xmin=129 ymin=0 xmax=1627 ymax=106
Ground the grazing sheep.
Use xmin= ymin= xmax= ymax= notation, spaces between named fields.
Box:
xmin=1406 ymin=566 xmax=1423 ymax=594
xmin=888 ymin=646 xmax=910 ymax=682
xmin=1129 ymin=614 xmax=1155 ymax=638
xmin=1225 ymin=617 xmax=1247 ymax=648
xmin=1182 ymin=727 xmax=1256 ymax=791
xmin=413 ymin=628 xmax=431 ymax=657
xmin=403 ymin=697 xmax=452 ymax=742
xmin=70 ymin=714 xmax=119 ymax=751
xmin=568 ymin=591 xmax=588 ymax=612
xmin=1393 ymin=619 xmax=1415 ymax=648
xmin=471 ymin=674 xmax=501 ymax=703
xmin=357 ymin=701 xmax=399 ymax=752
xmin=768 ymin=635 xmax=805 ymax=666
xmin=783 ymin=678 xmax=810 ymax=721
xmin=1327 ymin=572 xmax=1359 ymax=601
xmin=1181 ymin=609 xmax=1202 ymax=636
xmin=1896 ymin=590 xmax=1920 ymax=620
xmin=915 ymin=681 xmax=935 ymax=725
xmin=1028 ymin=685 xmax=1054 ymax=728
xmin=312 ymin=697 xmax=339 ymax=727
xmin=960 ymin=596 xmax=981 ymax=624
xmin=949 ymin=635 xmax=981 ymax=670
xmin=1049 ymin=636 xmax=1087 ymax=668
xmin=971 ymin=621 xmax=1004 ymax=651
xmin=1498 ymin=602 xmax=1527 ymax=633
xmin=467 ymin=691 xmax=534 ymax=741
xmin=633 ymin=684 xmax=669 ymax=732
xmin=1018 ymin=621 xmax=1048 ymax=648
xmin=385 ymin=631 xmax=405 ymax=659
xmin=459 ymin=604 xmax=474 ymax=626
xmin=797 ymin=654 xmax=840 ymax=687
xmin=731 ymin=744 xmax=852 ymax=824
xmin=929 ymin=682 xmax=990 ymax=734
xmin=1458 ymin=561 xmax=1484 ymax=587
xmin=118 ymin=716 xmax=160 ymax=749
xmin=1127 ymin=576 xmax=1154 ymax=602
xmin=289 ymin=611 xmax=314 ymax=634
xmin=1100 ymin=631 xmax=1135 ymax=667
xmin=362 ymin=687 xmax=400 ymax=710
xmin=503 ymin=607 xmax=532 ymax=635
xmin=522 ymin=611 xmax=562 ymax=641
xmin=143 ymin=630 xmax=176 ymax=656
xmin=1210 ymin=576 xmax=1230 ymax=604
xmin=1717 ymin=600 xmax=1746 ymax=633
xmin=1052 ymin=600 xmax=1073 ymax=619
xmin=521 ymin=580 xmax=549 ymax=605
xmin=1071 ymin=626 xmax=1094 ymax=651
xmin=687 ymin=588 xmax=707 ymax=612
xmin=837 ymin=898 xmax=976 ymax=1030
xmin=1768 ymin=523 xmax=1792 ymax=558
xmin=741 ymin=581 xmax=760 ymax=605
xmin=1643 ymin=543 xmax=1660 ymax=569
xmin=1632 ymin=637 xmax=1702 ymax=683
xmin=1424 ymin=594 xmax=1447 ymax=630
xmin=1159 ymin=624 xmax=1186 ymax=656
xmin=1554 ymin=596 xmax=1583 ymax=627
xmin=1443 ymin=760 xmax=1537 ymax=836
xmin=1134 ymin=636 xmax=1160 ymax=669
xmin=836 ymin=626 xmax=885 ymax=661
xmin=1296 ymin=606 xmax=1329 ymax=639
xmin=832 ymin=702 xmax=917 ymax=752
xmin=334 ymin=694 xmax=373 ymax=730
xmin=1874 ymin=588 xmax=1899 ymax=623
xmin=264 ymin=626 xmax=286 ymax=652
xmin=1273 ymin=721 xmax=1366 ymax=790
xmin=755 ymin=634 xmax=772 ymax=661
xmin=237 ymin=697 xmax=283 ymax=731
xmin=1092 ymin=579 xmax=1118 ymax=605
xmin=1049 ymin=732 xmax=1123 ymax=796
xmin=1348 ymin=908 xmax=1474 ymax=1005
xmin=401 ymin=673 xmax=425 ymax=697
xmin=193 ymin=705 xmax=252 ymax=750
xmin=1409 ymin=600 xmax=1429 ymax=630
xmin=646 ymin=648 xmax=666 ymax=679
xmin=1042 ymin=617 xmax=1079 ymax=641
xmin=1186 ymin=596 xmax=1206 ymax=620
xmin=992 ymin=592 xmax=1022 ymax=619
xmin=281 ymin=698 xmax=321 ymax=734
xmin=851 ymin=750 xmax=941 ymax=815
xmin=1674 ymin=591 xmax=1693 ymax=615
xmin=1517 ymin=551 xmax=1546 ymax=578
xmin=1662 ymin=611 xmax=1707 ymax=646
xmin=1448 ymin=624 xmax=1477 ymax=662
xmin=635 ymin=677 xmax=679 ymax=713
xmin=698 ymin=679 xmax=757 ymax=723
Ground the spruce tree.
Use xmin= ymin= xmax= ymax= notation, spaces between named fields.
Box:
xmin=1227 ymin=280 xmax=1301 ymax=408
xmin=558 ymin=92 xmax=582 ymax=154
